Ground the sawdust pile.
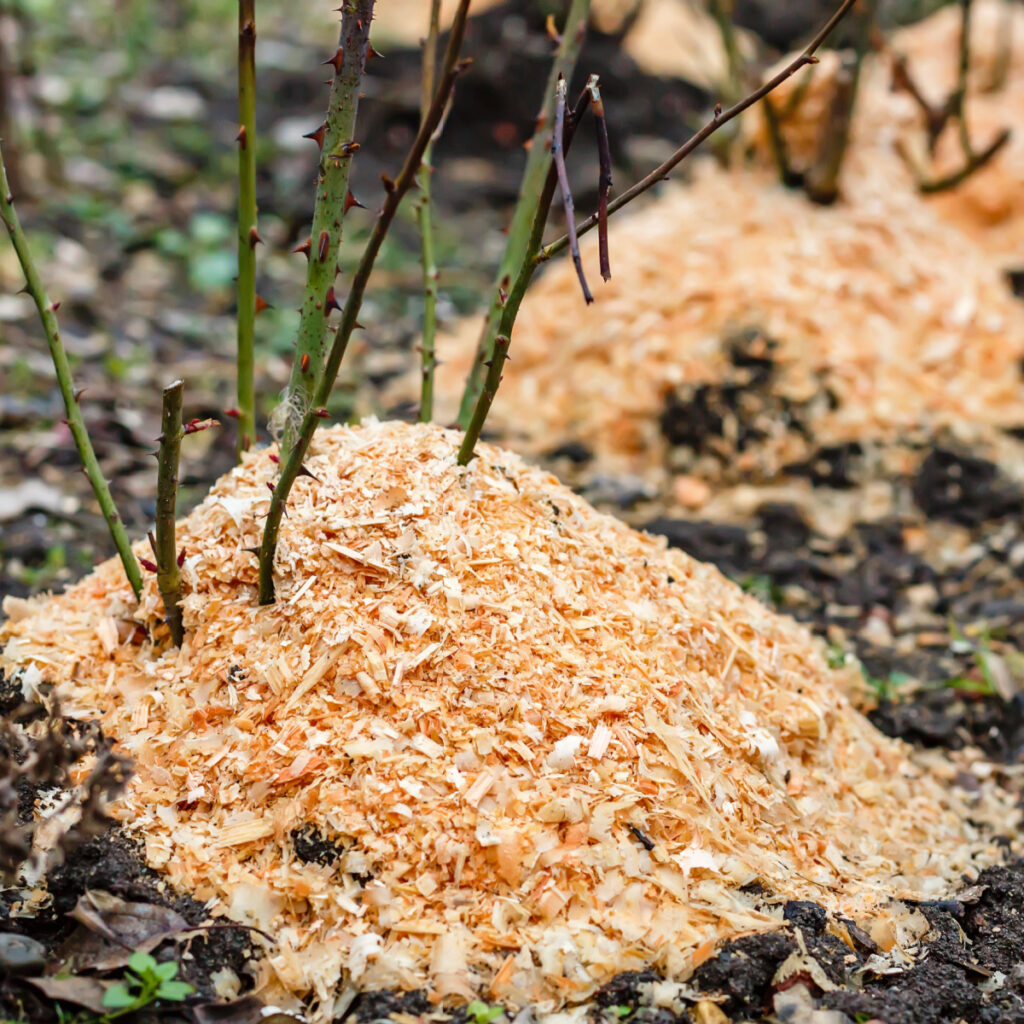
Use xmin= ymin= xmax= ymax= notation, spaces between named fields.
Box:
xmin=744 ymin=0 xmax=1024 ymax=265
xmin=1 ymin=422 xmax=1017 ymax=1017
xmin=427 ymin=162 xmax=1024 ymax=485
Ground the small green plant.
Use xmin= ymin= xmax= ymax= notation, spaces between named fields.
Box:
xmin=466 ymin=1000 xmax=505 ymax=1024
xmin=611 ymin=1006 xmax=633 ymax=1019
xmin=863 ymin=668 xmax=913 ymax=702
xmin=825 ymin=642 xmax=850 ymax=670
xmin=739 ymin=573 xmax=782 ymax=605
xmin=100 ymin=951 xmax=194 ymax=1019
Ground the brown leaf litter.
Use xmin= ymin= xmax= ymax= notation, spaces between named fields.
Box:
xmin=0 ymin=421 xmax=1018 ymax=1019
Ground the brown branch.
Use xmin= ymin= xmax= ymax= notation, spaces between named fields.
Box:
xmin=154 ymin=381 xmax=184 ymax=647
xmin=916 ymin=126 xmax=1011 ymax=192
xmin=588 ymin=74 xmax=612 ymax=282
xmin=538 ymin=0 xmax=859 ymax=265
xmin=553 ymin=74 xmax=592 ymax=303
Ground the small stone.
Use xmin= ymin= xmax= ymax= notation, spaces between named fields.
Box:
xmin=672 ymin=474 xmax=712 ymax=509
xmin=693 ymin=1001 xmax=728 ymax=1024
xmin=0 ymin=933 xmax=47 ymax=975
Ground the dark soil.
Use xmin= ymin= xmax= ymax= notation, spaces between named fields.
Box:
xmin=3 ymin=2 xmax=1024 ymax=1023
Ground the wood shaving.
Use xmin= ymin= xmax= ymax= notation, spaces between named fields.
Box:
xmin=0 ymin=421 xmax=1017 ymax=1019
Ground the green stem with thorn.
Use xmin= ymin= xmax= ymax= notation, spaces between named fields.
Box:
xmin=417 ymin=0 xmax=442 ymax=422
xmin=281 ymin=0 xmax=374 ymax=450
xmin=258 ymin=0 xmax=473 ymax=605
xmin=236 ymin=0 xmax=258 ymax=459
xmin=454 ymin=0 xmax=591 ymax=428
xmin=0 ymin=142 xmax=143 ymax=600
xmin=155 ymin=380 xmax=184 ymax=646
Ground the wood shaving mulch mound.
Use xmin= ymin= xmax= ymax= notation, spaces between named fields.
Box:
xmin=0 ymin=422 xmax=1017 ymax=1019
xmin=427 ymin=161 xmax=1024 ymax=489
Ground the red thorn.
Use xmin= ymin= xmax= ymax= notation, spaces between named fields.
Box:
xmin=498 ymin=288 xmax=508 ymax=305
xmin=177 ymin=548 xmax=187 ymax=568
xmin=318 ymin=230 xmax=330 ymax=262
xmin=269 ymin=453 xmax=280 ymax=464
xmin=297 ymin=464 xmax=320 ymax=481
xmin=303 ymin=122 xmax=327 ymax=149
xmin=60 ymin=417 xmax=69 ymax=426
xmin=380 ymin=172 xmax=396 ymax=193
xmin=353 ymin=321 xmax=365 ymax=330
xmin=225 ymin=408 xmax=241 ymax=419
xmin=322 ymin=46 xmax=345 ymax=74
xmin=255 ymin=295 xmax=271 ymax=314
xmin=293 ymin=238 xmax=312 ymax=260
xmin=325 ymin=287 xmax=342 ymax=314
xmin=366 ymin=43 xmax=383 ymax=61
xmin=301 ymin=353 xmax=310 ymax=373
xmin=73 ymin=387 xmax=86 ymax=402
xmin=184 ymin=417 xmax=219 ymax=435
xmin=344 ymin=189 xmax=364 ymax=213
xmin=315 ymin=407 xmax=330 ymax=418
xmin=266 ymin=481 xmax=275 ymax=494
xmin=248 ymin=227 xmax=263 ymax=248
xmin=50 ymin=301 xmax=61 ymax=312
xmin=236 ymin=125 xmax=248 ymax=148
xmin=139 ymin=558 xmax=158 ymax=573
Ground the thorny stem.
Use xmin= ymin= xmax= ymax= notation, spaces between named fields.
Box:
xmin=258 ymin=0 xmax=473 ymax=605
xmin=155 ymin=381 xmax=184 ymax=646
xmin=455 ymin=0 xmax=591 ymax=429
xmin=538 ymin=0 xmax=859 ymax=263
xmin=282 ymin=0 xmax=374 ymax=450
xmin=235 ymin=0 xmax=258 ymax=460
xmin=457 ymin=87 xmax=591 ymax=466
xmin=553 ymin=74 xmax=592 ymax=303
xmin=417 ymin=0 xmax=442 ymax=422
xmin=0 ymin=143 xmax=143 ymax=600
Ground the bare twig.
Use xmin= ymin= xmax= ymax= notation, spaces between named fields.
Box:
xmin=281 ymin=0 xmax=374 ymax=450
xmin=891 ymin=51 xmax=950 ymax=149
xmin=457 ymin=0 xmax=858 ymax=468
xmin=235 ymin=0 xmax=258 ymax=459
xmin=155 ymin=381 xmax=184 ymax=646
xmin=915 ymin=126 xmax=1011 ymax=192
xmin=587 ymin=74 xmax=612 ymax=282
xmin=539 ymin=0 xmax=858 ymax=264
xmin=893 ymin=0 xmax=1011 ymax=194
xmin=258 ymin=0 xmax=473 ymax=605
xmin=553 ymin=74 xmax=592 ymax=303
xmin=455 ymin=0 xmax=591 ymax=429
xmin=0 ymin=142 xmax=143 ymax=600
xmin=417 ymin=0 xmax=442 ymax=422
